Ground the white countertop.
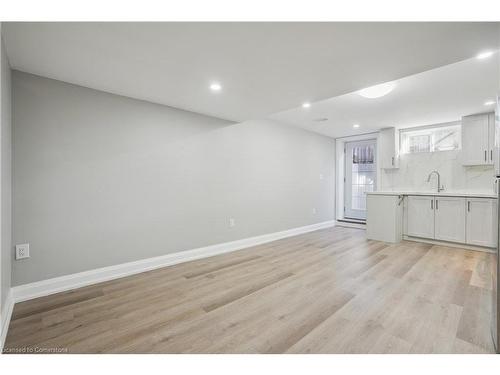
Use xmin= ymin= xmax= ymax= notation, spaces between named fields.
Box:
xmin=366 ymin=190 xmax=497 ymax=199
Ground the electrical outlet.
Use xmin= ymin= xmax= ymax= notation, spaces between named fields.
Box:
xmin=16 ymin=243 xmax=30 ymax=260
xmin=312 ymin=208 xmax=317 ymax=214
xmin=229 ymin=218 xmax=236 ymax=227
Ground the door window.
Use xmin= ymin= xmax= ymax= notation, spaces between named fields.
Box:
xmin=344 ymin=140 xmax=377 ymax=220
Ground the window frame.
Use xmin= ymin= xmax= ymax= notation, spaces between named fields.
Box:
xmin=399 ymin=121 xmax=462 ymax=155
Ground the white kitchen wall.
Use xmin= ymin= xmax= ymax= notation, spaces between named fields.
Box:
xmin=0 ymin=25 xmax=12 ymax=326
xmin=12 ymin=71 xmax=335 ymax=286
xmin=379 ymin=148 xmax=495 ymax=193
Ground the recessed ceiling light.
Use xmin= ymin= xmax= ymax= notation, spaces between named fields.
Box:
xmin=477 ymin=51 xmax=494 ymax=60
xmin=358 ymin=82 xmax=396 ymax=99
xmin=353 ymin=124 xmax=360 ymax=128
xmin=302 ymin=102 xmax=311 ymax=108
xmin=210 ymin=82 xmax=222 ymax=92
xmin=484 ymin=100 xmax=495 ymax=106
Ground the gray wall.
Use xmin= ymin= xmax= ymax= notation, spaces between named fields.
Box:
xmin=1 ymin=28 xmax=12 ymax=315
xmin=12 ymin=72 xmax=335 ymax=286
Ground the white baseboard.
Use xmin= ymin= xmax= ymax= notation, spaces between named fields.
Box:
xmin=11 ymin=220 xmax=336 ymax=304
xmin=0 ymin=289 xmax=14 ymax=352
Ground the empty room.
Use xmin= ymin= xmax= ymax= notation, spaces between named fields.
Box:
xmin=1 ymin=8 xmax=500 ymax=367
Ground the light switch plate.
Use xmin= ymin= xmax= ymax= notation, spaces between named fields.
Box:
xmin=16 ymin=243 xmax=30 ymax=260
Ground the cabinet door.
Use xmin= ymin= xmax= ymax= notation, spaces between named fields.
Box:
xmin=379 ymin=127 xmax=399 ymax=169
xmin=462 ymin=114 xmax=489 ymax=166
xmin=466 ymin=198 xmax=497 ymax=247
xmin=494 ymin=105 xmax=500 ymax=176
xmin=488 ymin=112 xmax=495 ymax=165
xmin=407 ymin=196 xmax=435 ymax=239
xmin=434 ymin=197 xmax=466 ymax=243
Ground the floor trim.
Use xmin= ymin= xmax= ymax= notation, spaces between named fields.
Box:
xmin=0 ymin=289 xmax=14 ymax=352
xmin=335 ymin=220 xmax=366 ymax=230
xmin=403 ymin=236 xmax=495 ymax=253
xmin=11 ymin=220 xmax=336 ymax=304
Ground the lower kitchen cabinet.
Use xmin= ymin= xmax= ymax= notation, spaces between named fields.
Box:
xmin=406 ymin=196 xmax=435 ymax=239
xmin=366 ymin=194 xmax=403 ymax=243
xmin=466 ymin=198 xmax=497 ymax=247
xmin=434 ymin=197 xmax=466 ymax=243
xmin=405 ymin=195 xmax=497 ymax=248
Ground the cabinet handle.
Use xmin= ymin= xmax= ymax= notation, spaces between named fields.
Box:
xmin=485 ymin=150 xmax=487 ymax=162
xmin=467 ymin=201 xmax=470 ymax=212
xmin=431 ymin=200 xmax=433 ymax=210
xmin=491 ymin=150 xmax=493 ymax=161
xmin=435 ymin=199 xmax=438 ymax=210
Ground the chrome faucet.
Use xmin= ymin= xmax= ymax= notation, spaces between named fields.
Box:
xmin=426 ymin=170 xmax=445 ymax=192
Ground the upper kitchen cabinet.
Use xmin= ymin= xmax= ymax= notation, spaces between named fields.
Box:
xmin=462 ymin=112 xmax=495 ymax=166
xmin=488 ymin=112 xmax=495 ymax=164
xmin=379 ymin=127 xmax=399 ymax=169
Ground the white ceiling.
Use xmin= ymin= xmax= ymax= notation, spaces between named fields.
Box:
xmin=3 ymin=22 xmax=500 ymax=122
xmin=269 ymin=53 xmax=500 ymax=138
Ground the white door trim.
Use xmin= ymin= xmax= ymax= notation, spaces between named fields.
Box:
xmin=335 ymin=133 xmax=381 ymax=221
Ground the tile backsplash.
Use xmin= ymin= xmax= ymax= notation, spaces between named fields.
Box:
xmin=379 ymin=150 xmax=496 ymax=193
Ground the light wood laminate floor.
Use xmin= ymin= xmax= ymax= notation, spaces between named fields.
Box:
xmin=4 ymin=226 xmax=496 ymax=353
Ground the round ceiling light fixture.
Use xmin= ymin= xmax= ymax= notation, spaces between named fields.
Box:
xmin=210 ymin=82 xmax=222 ymax=92
xmin=353 ymin=124 xmax=360 ymax=128
xmin=358 ymin=82 xmax=396 ymax=99
xmin=484 ymin=100 xmax=495 ymax=106
xmin=302 ymin=102 xmax=311 ymax=108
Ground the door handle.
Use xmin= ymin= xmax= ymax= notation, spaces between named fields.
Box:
xmin=467 ymin=201 xmax=470 ymax=212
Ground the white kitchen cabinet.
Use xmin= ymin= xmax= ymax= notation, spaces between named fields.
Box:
xmin=366 ymin=194 xmax=403 ymax=243
xmin=434 ymin=197 xmax=466 ymax=243
xmin=379 ymin=127 xmax=399 ymax=169
xmin=488 ymin=112 xmax=495 ymax=164
xmin=494 ymin=102 xmax=500 ymax=176
xmin=462 ymin=113 xmax=494 ymax=166
xmin=466 ymin=198 xmax=497 ymax=247
xmin=400 ymin=193 xmax=497 ymax=249
xmin=406 ymin=195 xmax=435 ymax=239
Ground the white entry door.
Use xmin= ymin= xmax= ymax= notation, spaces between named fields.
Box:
xmin=344 ymin=139 xmax=377 ymax=220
